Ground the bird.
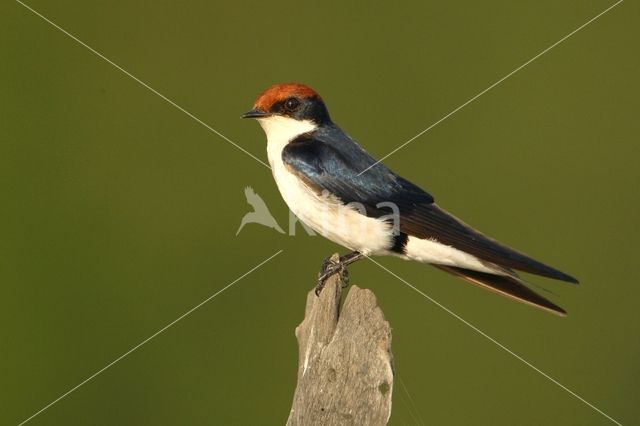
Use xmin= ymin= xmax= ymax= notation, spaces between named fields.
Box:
xmin=242 ymin=82 xmax=578 ymax=316
xmin=236 ymin=186 xmax=285 ymax=235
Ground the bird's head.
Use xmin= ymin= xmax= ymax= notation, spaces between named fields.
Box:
xmin=242 ymin=83 xmax=331 ymax=140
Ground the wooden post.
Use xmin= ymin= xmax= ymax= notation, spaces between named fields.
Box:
xmin=287 ymin=254 xmax=394 ymax=426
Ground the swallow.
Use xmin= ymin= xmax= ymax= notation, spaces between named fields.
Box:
xmin=242 ymin=83 xmax=578 ymax=315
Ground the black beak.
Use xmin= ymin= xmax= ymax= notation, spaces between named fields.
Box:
xmin=241 ymin=108 xmax=270 ymax=119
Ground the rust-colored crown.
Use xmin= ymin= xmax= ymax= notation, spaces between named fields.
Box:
xmin=254 ymin=83 xmax=320 ymax=111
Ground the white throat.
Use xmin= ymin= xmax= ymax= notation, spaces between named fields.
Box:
xmin=258 ymin=116 xmax=317 ymax=167
xmin=257 ymin=114 xmax=393 ymax=254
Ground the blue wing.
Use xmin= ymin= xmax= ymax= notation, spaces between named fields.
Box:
xmin=282 ymin=125 xmax=577 ymax=284
xmin=282 ymin=125 xmax=433 ymax=213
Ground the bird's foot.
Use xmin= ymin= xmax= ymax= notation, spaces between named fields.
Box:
xmin=315 ymin=252 xmax=364 ymax=296
xmin=316 ymin=255 xmax=351 ymax=296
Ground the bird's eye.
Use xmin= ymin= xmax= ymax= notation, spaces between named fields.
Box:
xmin=284 ymin=97 xmax=300 ymax=112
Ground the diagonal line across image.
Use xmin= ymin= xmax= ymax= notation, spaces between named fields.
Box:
xmin=358 ymin=0 xmax=624 ymax=176
xmin=15 ymin=0 xmax=271 ymax=170
xmin=17 ymin=250 xmax=284 ymax=425
xmin=366 ymin=256 xmax=624 ymax=426
xmin=13 ymin=1 xmax=627 ymax=425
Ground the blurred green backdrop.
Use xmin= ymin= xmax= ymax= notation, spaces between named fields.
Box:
xmin=1 ymin=0 xmax=638 ymax=424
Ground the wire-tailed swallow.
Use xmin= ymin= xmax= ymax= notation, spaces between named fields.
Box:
xmin=242 ymin=83 xmax=578 ymax=315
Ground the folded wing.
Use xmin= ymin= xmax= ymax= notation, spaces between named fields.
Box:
xmin=282 ymin=127 xmax=578 ymax=284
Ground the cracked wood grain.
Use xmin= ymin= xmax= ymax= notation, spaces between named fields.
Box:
xmin=287 ymin=254 xmax=394 ymax=426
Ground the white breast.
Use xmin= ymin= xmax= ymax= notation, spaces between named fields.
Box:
xmin=258 ymin=116 xmax=394 ymax=254
xmin=256 ymin=116 xmax=500 ymax=274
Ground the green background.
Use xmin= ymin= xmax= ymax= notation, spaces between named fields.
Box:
xmin=2 ymin=0 xmax=638 ymax=424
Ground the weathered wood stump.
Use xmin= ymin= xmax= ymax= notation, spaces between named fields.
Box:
xmin=287 ymin=254 xmax=394 ymax=426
